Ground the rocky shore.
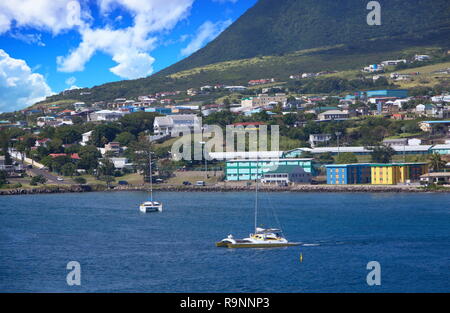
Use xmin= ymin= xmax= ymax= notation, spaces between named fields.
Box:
xmin=1 ymin=183 xmax=449 ymax=196
xmin=113 ymin=184 xmax=436 ymax=193
xmin=0 ymin=184 xmax=96 ymax=195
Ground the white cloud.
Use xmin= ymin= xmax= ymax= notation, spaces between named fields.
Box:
xmin=66 ymin=85 xmax=81 ymax=90
xmin=181 ymin=19 xmax=231 ymax=57
xmin=0 ymin=0 xmax=87 ymax=35
xmin=9 ymin=32 xmax=45 ymax=46
xmin=0 ymin=49 xmax=53 ymax=112
xmin=57 ymin=0 xmax=194 ymax=79
xmin=0 ymin=0 xmax=234 ymax=84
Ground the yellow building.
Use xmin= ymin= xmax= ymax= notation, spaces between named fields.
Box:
xmin=371 ymin=163 xmax=428 ymax=185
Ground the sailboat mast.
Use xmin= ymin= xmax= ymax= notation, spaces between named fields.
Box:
xmin=255 ymin=156 xmax=258 ymax=233
xmin=149 ymin=150 xmax=153 ymax=201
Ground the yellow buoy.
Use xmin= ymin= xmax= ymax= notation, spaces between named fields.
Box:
xmin=300 ymin=253 xmax=303 ymax=263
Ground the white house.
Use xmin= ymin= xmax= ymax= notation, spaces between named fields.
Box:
xmin=381 ymin=59 xmax=407 ymax=66
xmin=414 ymin=55 xmax=431 ymax=62
xmin=109 ymin=157 xmax=134 ymax=170
xmin=153 ymin=114 xmax=201 ymax=136
xmin=318 ymin=110 xmax=350 ymax=121
xmin=88 ymin=110 xmax=127 ymax=122
xmin=309 ymin=134 xmax=332 ymax=147
xmin=80 ymin=131 xmax=93 ymax=146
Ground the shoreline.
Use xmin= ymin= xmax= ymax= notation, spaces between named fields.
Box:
xmin=1 ymin=184 xmax=449 ymax=195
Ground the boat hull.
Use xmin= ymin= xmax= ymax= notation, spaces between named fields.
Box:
xmin=139 ymin=205 xmax=163 ymax=213
xmin=216 ymin=241 xmax=300 ymax=248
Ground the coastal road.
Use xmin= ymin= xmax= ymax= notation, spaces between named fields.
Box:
xmin=10 ymin=149 xmax=71 ymax=185
xmin=27 ymin=167 xmax=70 ymax=185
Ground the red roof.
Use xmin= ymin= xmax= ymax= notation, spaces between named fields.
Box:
xmin=49 ymin=153 xmax=80 ymax=160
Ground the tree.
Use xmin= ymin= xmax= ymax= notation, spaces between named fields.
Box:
xmin=50 ymin=156 xmax=72 ymax=174
xmin=97 ymin=158 xmax=116 ymax=177
xmin=0 ymin=170 xmax=7 ymax=186
xmin=99 ymin=175 xmax=115 ymax=188
xmin=61 ymin=163 xmax=76 ymax=177
xmin=0 ymin=131 xmax=12 ymax=165
xmin=223 ymin=97 xmax=231 ymax=111
xmin=30 ymin=174 xmax=47 ymax=185
xmin=119 ymin=112 xmax=158 ymax=136
xmin=336 ymin=152 xmax=358 ymax=164
xmin=317 ymin=152 xmax=334 ymax=164
xmin=114 ymin=131 xmax=136 ymax=146
xmin=370 ymin=145 xmax=395 ymax=163
xmin=128 ymin=137 xmax=154 ymax=182
xmin=78 ymin=145 xmax=101 ymax=171
xmin=46 ymin=138 xmax=64 ymax=153
xmin=73 ymin=177 xmax=87 ymax=184
xmin=428 ymin=153 xmax=446 ymax=172
xmin=90 ymin=124 xmax=122 ymax=147
xmin=55 ymin=126 xmax=82 ymax=144
xmin=157 ymin=159 xmax=176 ymax=180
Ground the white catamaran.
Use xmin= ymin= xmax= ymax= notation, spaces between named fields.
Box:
xmin=139 ymin=150 xmax=163 ymax=213
xmin=216 ymin=159 xmax=299 ymax=248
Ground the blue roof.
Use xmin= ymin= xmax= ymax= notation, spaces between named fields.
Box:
xmin=325 ymin=163 xmax=373 ymax=168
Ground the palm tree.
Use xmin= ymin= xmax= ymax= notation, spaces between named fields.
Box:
xmin=428 ymin=153 xmax=446 ymax=172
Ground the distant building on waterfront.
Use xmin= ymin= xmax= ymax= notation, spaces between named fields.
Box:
xmin=371 ymin=163 xmax=428 ymax=185
xmin=325 ymin=164 xmax=372 ymax=185
xmin=225 ymin=158 xmax=314 ymax=181
xmin=261 ymin=165 xmax=312 ymax=184
xmin=325 ymin=163 xmax=428 ymax=185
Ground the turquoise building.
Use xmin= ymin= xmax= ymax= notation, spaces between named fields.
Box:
xmin=225 ymin=158 xmax=314 ymax=181
xmin=361 ymin=89 xmax=408 ymax=98
xmin=431 ymin=144 xmax=450 ymax=155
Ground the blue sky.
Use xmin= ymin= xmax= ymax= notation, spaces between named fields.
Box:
xmin=0 ymin=0 xmax=257 ymax=112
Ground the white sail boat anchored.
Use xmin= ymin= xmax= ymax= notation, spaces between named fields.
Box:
xmin=139 ymin=150 xmax=163 ymax=213
xmin=216 ymin=158 xmax=299 ymax=248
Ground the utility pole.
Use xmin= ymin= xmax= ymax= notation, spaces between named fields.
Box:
xmin=335 ymin=131 xmax=342 ymax=157
xmin=199 ymin=141 xmax=207 ymax=180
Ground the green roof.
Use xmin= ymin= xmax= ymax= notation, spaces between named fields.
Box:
xmin=264 ymin=165 xmax=302 ymax=174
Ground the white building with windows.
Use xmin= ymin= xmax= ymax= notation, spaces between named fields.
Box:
xmin=309 ymin=134 xmax=332 ymax=147
xmin=88 ymin=110 xmax=128 ymax=122
xmin=153 ymin=114 xmax=201 ymax=136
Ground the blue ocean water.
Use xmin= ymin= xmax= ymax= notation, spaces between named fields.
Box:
xmin=0 ymin=191 xmax=449 ymax=292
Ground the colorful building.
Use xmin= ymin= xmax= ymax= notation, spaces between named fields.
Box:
xmin=359 ymin=89 xmax=409 ymax=99
xmin=326 ymin=163 xmax=428 ymax=185
xmin=371 ymin=163 xmax=428 ymax=185
xmin=325 ymin=164 xmax=372 ymax=185
xmin=225 ymin=158 xmax=314 ymax=181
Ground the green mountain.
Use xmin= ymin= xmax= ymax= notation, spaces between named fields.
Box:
xmin=162 ymin=0 xmax=450 ymax=74
xmin=38 ymin=0 xmax=450 ymax=105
